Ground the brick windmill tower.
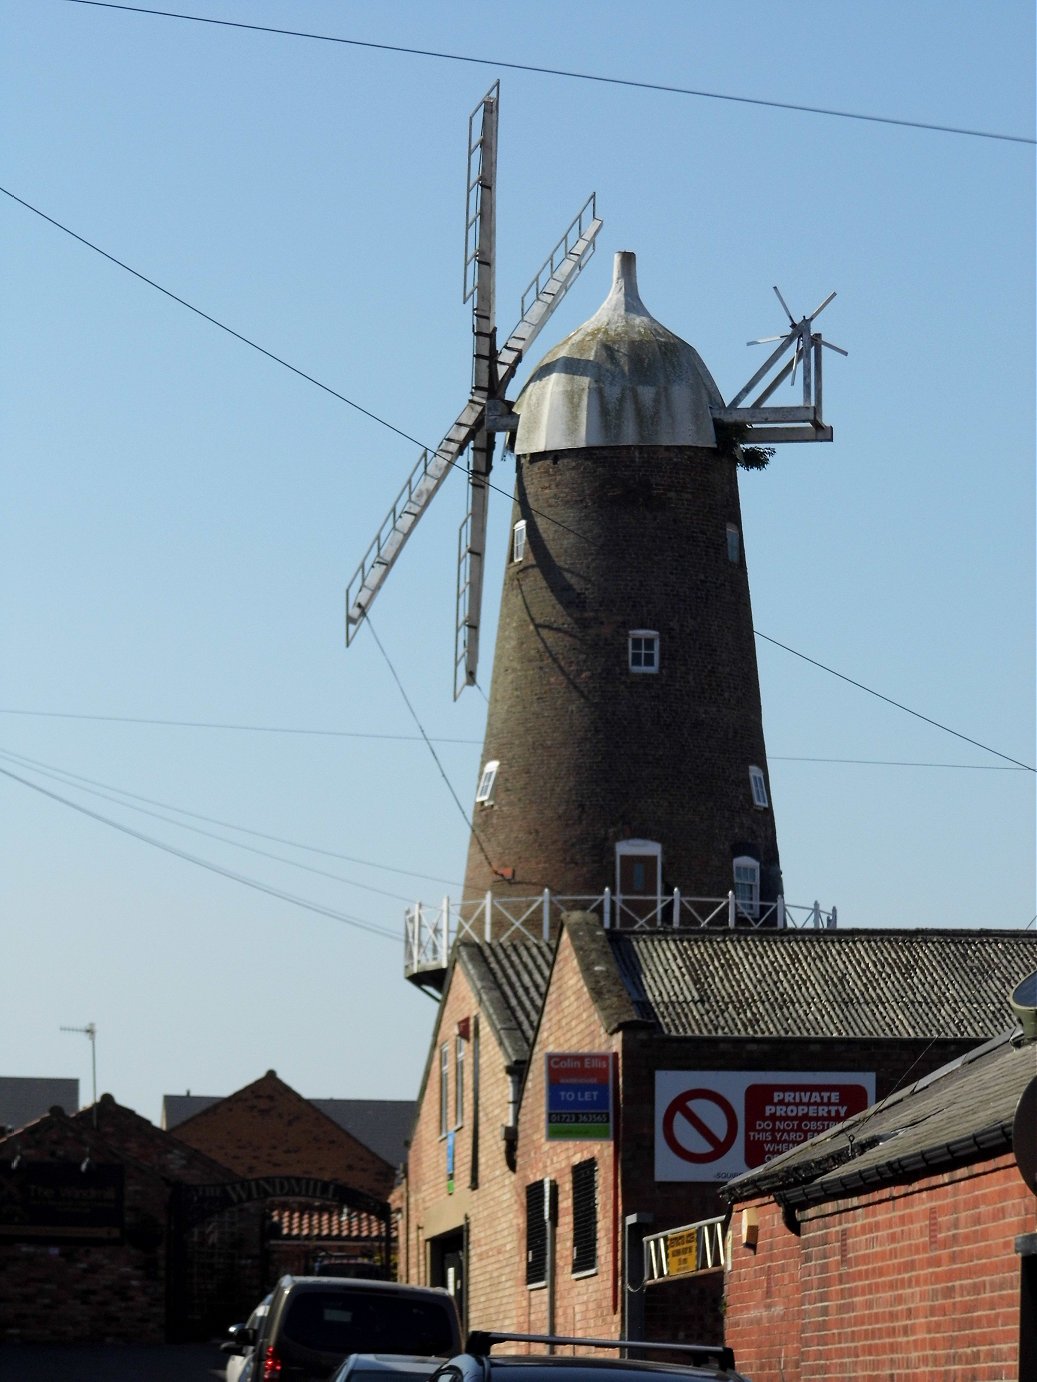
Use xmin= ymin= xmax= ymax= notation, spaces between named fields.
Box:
xmin=343 ymin=86 xmax=842 ymax=976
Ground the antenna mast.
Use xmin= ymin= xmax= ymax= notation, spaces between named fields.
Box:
xmin=60 ymin=1022 xmax=97 ymax=1114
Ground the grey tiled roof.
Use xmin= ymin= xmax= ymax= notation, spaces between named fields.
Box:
xmin=723 ymin=1025 xmax=1037 ymax=1204
xmin=162 ymin=1092 xmax=415 ymax=1168
xmin=311 ymin=1100 xmax=415 ymax=1168
xmin=458 ymin=941 xmax=553 ymax=1065
xmin=609 ymin=929 xmax=1036 ymax=1039
xmin=0 ymin=1077 xmax=79 ymax=1133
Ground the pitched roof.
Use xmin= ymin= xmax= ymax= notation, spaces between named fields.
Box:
xmin=0 ymin=1076 xmax=79 ymax=1133
xmin=722 ymin=1025 xmax=1036 ymax=1205
xmin=163 ymin=1092 xmax=415 ymax=1168
xmin=457 ymin=941 xmax=553 ymax=1066
xmin=310 ymin=1101 xmax=414 ymax=1169
xmin=608 ymin=929 xmax=1036 ymax=1038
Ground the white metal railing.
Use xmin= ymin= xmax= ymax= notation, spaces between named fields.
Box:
xmin=404 ymin=889 xmax=836 ymax=977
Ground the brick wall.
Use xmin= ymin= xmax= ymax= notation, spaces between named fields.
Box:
xmin=400 ymin=961 xmax=525 ymax=1334
xmin=463 ymin=444 xmax=781 ymax=913
xmin=725 ymin=1156 xmax=1033 ymax=1381
xmin=0 ymin=1108 xmax=170 ymax=1343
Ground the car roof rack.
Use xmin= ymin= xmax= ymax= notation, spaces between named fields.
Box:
xmin=464 ymin=1333 xmax=735 ymax=1373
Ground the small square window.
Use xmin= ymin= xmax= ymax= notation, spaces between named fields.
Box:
xmin=512 ymin=520 xmax=527 ymax=562
xmin=629 ymin=630 xmax=659 ymax=673
xmin=475 ymin=759 xmax=498 ymax=804
xmin=749 ymin=765 xmax=769 ymax=808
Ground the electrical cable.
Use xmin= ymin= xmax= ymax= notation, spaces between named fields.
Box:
xmin=0 ymin=764 xmax=398 ymax=939
xmin=364 ymin=617 xmax=502 ymax=882
xmin=0 ymin=709 xmax=1025 ymax=772
xmin=755 ymin=631 xmax=1035 ymax=772
xmin=2 ymin=195 xmax=1029 ymax=774
xmin=0 ymin=748 xmax=437 ymax=903
xmin=64 ymin=1 xmax=1036 ymax=146
xmin=0 ymin=743 xmax=464 ymax=887
xmin=0 ymin=185 xmax=604 ymax=557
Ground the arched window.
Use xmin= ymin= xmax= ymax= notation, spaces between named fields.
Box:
xmin=512 ymin=520 xmax=527 ymax=562
xmin=733 ymin=855 xmax=760 ymax=917
xmin=749 ymin=765 xmax=769 ymax=808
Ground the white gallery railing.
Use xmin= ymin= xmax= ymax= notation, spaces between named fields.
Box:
xmin=404 ymin=889 xmax=837 ymax=977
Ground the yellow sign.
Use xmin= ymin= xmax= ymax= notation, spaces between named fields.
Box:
xmin=666 ymin=1227 xmax=698 ymax=1276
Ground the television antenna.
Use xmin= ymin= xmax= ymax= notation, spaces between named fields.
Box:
xmin=717 ymin=285 xmax=847 ymax=442
xmin=344 ymin=82 xmax=603 ymax=697
xmin=60 ymin=1021 xmax=97 ymax=1115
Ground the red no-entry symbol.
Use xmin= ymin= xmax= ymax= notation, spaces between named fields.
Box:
xmin=662 ymin=1088 xmax=738 ymax=1163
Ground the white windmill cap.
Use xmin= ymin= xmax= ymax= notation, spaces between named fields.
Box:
xmin=512 ymin=250 xmax=723 ymax=454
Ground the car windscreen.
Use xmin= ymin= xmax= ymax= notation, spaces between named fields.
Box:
xmin=283 ymin=1293 xmax=457 ymax=1357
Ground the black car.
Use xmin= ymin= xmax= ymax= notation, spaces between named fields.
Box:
xmin=431 ymin=1334 xmax=749 ymax=1382
xmin=250 ymin=1277 xmax=463 ymax=1381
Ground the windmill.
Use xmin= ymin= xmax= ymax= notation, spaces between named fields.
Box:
xmin=343 ymin=82 xmax=603 ymax=698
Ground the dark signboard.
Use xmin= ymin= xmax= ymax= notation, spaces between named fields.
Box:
xmin=0 ymin=1163 xmax=124 ymax=1242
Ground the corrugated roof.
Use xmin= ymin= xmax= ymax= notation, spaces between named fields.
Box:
xmin=458 ymin=941 xmax=552 ymax=1064
xmin=609 ymin=930 xmax=1036 ymax=1038
xmin=723 ymin=1025 xmax=1037 ymax=1204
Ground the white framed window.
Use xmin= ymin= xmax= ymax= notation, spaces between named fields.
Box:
xmin=475 ymin=759 xmax=498 ymax=804
xmin=628 ymin=630 xmax=659 ymax=673
xmin=615 ymin=839 xmax=662 ymax=901
xmin=439 ymin=1043 xmax=450 ymax=1136
xmin=726 ymin=523 xmax=741 ymax=563
xmin=749 ymin=765 xmax=769 ymax=808
xmin=733 ymin=855 xmax=760 ymax=917
xmin=512 ymin=520 xmax=527 ymax=562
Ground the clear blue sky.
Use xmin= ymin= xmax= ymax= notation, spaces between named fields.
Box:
xmin=2 ymin=0 xmax=1034 ymax=1124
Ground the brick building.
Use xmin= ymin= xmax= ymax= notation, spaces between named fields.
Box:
xmin=399 ymin=919 xmax=1035 ymax=1343
xmin=0 ymin=1094 xmax=242 ymax=1343
xmin=719 ymin=1013 xmax=1037 ymax=1381
xmin=395 ymin=248 xmax=1037 ymax=1360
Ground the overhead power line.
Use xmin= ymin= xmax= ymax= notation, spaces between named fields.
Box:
xmin=65 ymin=1 xmax=1035 ymax=146
xmin=0 ymin=707 xmax=1026 ymax=773
xmin=0 ymin=743 xmax=463 ymax=887
xmin=0 ymin=763 xmax=398 ymax=939
xmin=755 ymin=632 xmax=1035 ymax=772
xmin=3 ymin=197 xmax=1029 ymax=776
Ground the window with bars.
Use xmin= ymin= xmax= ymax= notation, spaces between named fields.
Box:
xmin=525 ymin=1178 xmax=554 ymax=1287
xmin=571 ymin=1159 xmax=598 ymax=1275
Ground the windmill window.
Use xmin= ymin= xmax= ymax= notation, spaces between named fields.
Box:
xmin=475 ymin=760 xmax=498 ymax=804
xmin=733 ymin=856 xmax=760 ymax=918
xmin=726 ymin=523 xmax=741 ymax=563
xmin=512 ymin=520 xmax=527 ymax=562
xmin=571 ymin=1158 xmax=598 ymax=1276
xmin=749 ymin=765 xmax=769 ymax=809
xmin=629 ymin=630 xmax=659 ymax=673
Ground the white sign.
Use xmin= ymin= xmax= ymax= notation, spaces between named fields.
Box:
xmin=654 ymin=1069 xmax=875 ymax=1182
